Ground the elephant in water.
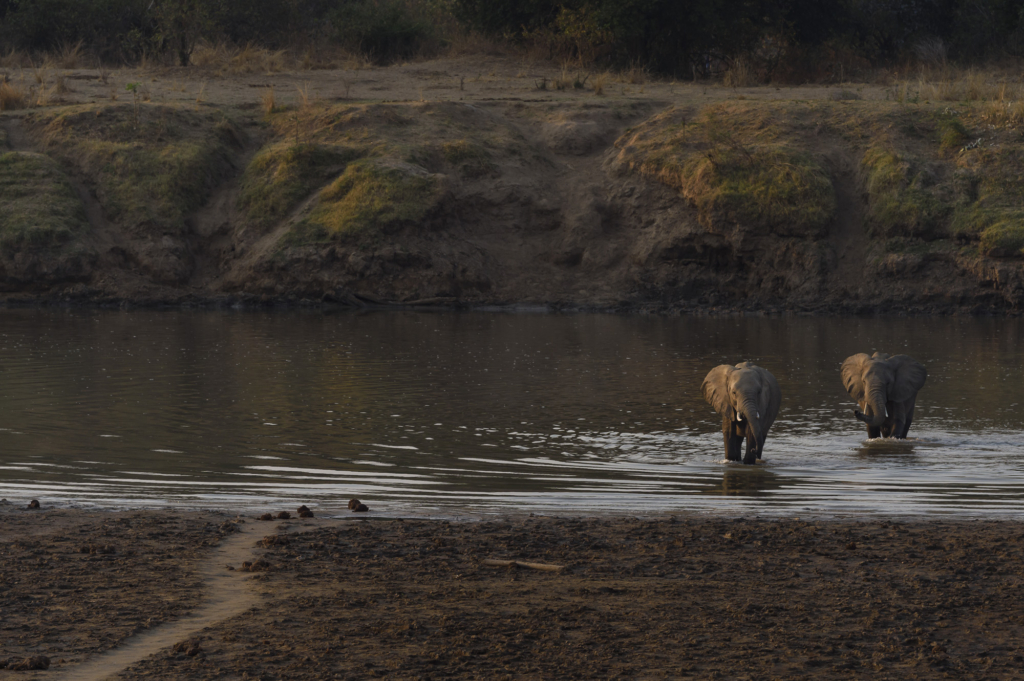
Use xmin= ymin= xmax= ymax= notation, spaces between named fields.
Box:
xmin=841 ymin=352 xmax=927 ymax=439
xmin=702 ymin=362 xmax=781 ymax=464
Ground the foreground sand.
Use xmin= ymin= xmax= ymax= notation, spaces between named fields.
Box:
xmin=2 ymin=506 xmax=1023 ymax=679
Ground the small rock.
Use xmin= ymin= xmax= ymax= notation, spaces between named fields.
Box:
xmin=240 ymin=558 xmax=271 ymax=572
xmin=348 ymin=498 xmax=362 ymax=510
xmin=258 ymin=513 xmax=274 ymax=521
xmin=225 ymin=565 xmax=235 ymax=571
xmin=27 ymin=499 xmax=40 ymax=509
xmin=297 ymin=505 xmax=315 ymax=518
xmin=276 ymin=511 xmax=291 ymax=519
xmin=172 ymin=639 xmax=202 ymax=657
xmin=261 ymin=535 xmax=289 ymax=547
xmin=8 ymin=656 xmax=50 ymax=670
xmin=353 ymin=503 xmax=369 ymax=513
xmin=846 ymin=542 xmax=858 ymax=550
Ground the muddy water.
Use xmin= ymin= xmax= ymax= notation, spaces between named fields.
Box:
xmin=0 ymin=309 xmax=1022 ymax=517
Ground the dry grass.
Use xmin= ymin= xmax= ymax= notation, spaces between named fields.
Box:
xmin=915 ymin=69 xmax=1013 ymax=102
xmin=261 ymin=87 xmax=277 ymax=116
xmin=53 ymin=74 xmax=72 ymax=95
xmin=297 ymin=82 xmax=314 ymax=109
xmin=45 ymin=41 xmax=86 ymax=70
xmin=190 ymin=42 xmax=291 ymax=74
xmin=592 ymin=72 xmax=608 ymax=96
xmin=0 ymin=81 xmax=27 ymax=111
xmin=723 ymin=59 xmax=757 ymax=87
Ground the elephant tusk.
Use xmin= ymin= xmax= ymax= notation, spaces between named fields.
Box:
xmin=756 ymin=412 xmax=760 ymax=419
xmin=885 ymin=406 xmax=889 ymax=417
xmin=737 ymin=412 xmax=743 ymax=421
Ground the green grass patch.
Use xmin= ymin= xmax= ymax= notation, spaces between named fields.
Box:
xmin=290 ymin=160 xmax=444 ymax=244
xmin=28 ymin=104 xmax=240 ymax=235
xmin=938 ymin=117 xmax=970 ymax=153
xmin=0 ymin=151 xmax=88 ymax=250
xmin=949 ymin=144 xmax=1024 ymax=256
xmin=615 ymin=104 xmax=835 ymax=237
xmin=861 ymin=146 xmax=947 ymax=239
xmin=239 ymin=143 xmax=366 ymax=230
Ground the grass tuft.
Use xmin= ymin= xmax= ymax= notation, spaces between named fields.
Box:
xmin=239 ymin=143 xmax=365 ymax=230
xmin=0 ymin=81 xmax=27 ymax=111
xmin=861 ymin=145 xmax=945 ymax=239
xmin=30 ymin=104 xmax=241 ymax=236
xmin=0 ymin=151 xmax=88 ymax=249
xmin=616 ymin=103 xmax=835 ymax=237
xmin=295 ymin=160 xmax=444 ymax=242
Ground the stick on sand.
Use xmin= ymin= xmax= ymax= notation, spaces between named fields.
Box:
xmin=482 ymin=559 xmax=564 ymax=572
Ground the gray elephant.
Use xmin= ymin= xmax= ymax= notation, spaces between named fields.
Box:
xmin=841 ymin=352 xmax=927 ymax=439
xmin=702 ymin=362 xmax=781 ymax=464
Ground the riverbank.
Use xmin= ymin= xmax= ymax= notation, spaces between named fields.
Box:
xmin=3 ymin=506 xmax=1023 ymax=678
xmin=2 ymin=56 xmax=1024 ymax=315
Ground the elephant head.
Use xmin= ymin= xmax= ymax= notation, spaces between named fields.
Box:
xmin=841 ymin=352 xmax=927 ymax=433
xmin=702 ymin=362 xmax=781 ymax=462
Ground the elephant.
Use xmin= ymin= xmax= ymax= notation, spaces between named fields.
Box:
xmin=701 ymin=362 xmax=781 ymax=464
xmin=840 ymin=352 xmax=927 ymax=439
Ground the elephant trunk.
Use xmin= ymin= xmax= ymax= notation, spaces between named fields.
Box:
xmin=737 ymin=400 xmax=763 ymax=453
xmin=859 ymin=389 xmax=888 ymax=427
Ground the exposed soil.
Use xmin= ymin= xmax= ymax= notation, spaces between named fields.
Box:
xmin=2 ymin=506 xmax=1024 ymax=679
xmin=1 ymin=55 xmax=1023 ymax=314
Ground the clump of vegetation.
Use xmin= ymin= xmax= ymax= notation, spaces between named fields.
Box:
xmin=0 ymin=80 xmax=28 ymax=111
xmin=293 ymin=160 xmax=445 ymax=243
xmin=239 ymin=143 xmax=365 ymax=230
xmin=0 ymin=151 xmax=88 ymax=249
xmin=30 ymin=104 xmax=241 ymax=235
xmin=616 ymin=104 xmax=835 ymax=238
xmin=861 ymin=145 xmax=946 ymax=240
xmin=951 ymin=145 xmax=1024 ymax=256
xmin=937 ymin=117 xmax=969 ymax=153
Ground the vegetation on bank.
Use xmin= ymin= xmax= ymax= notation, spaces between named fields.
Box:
xmin=1 ymin=0 xmax=1023 ymax=78
xmin=238 ymin=101 xmax=521 ymax=247
xmin=26 ymin=103 xmax=242 ymax=235
xmin=0 ymin=150 xmax=88 ymax=249
xmin=615 ymin=103 xmax=836 ymax=238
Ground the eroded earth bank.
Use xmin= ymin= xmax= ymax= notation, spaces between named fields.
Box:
xmin=2 ymin=507 xmax=1024 ymax=679
xmin=2 ymin=57 xmax=1024 ymax=313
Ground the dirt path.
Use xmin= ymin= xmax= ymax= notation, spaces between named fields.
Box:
xmin=57 ymin=519 xmax=341 ymax=681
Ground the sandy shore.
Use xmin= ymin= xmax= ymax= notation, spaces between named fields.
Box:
xmin=2 ymin=504 xmax=1023 ymax=679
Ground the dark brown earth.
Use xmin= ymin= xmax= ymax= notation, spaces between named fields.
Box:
xmin=2 ymin=507 xmax=1023 ymax=679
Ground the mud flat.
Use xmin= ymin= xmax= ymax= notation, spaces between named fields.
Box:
xmin=2 ymin=505 xmax=1023 ymax=679
xmin=2 ymin=56 xmax=1024 ymax=314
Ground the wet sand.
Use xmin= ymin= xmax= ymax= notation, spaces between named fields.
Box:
xmin=2 ymin=505 xmax=1023 ymax=679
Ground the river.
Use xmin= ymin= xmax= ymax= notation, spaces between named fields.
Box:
xmin=1 ymin=309 xmax=1022 ymax=517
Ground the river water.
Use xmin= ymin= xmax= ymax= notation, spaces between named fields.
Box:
xmin=0 ymin=309 xmax=1022 ymax=517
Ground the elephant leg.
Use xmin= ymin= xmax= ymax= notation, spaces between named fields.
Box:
xmin=899 ymin=399 xmax=916 ymax=438
xmin=723 ymin=428 xmax=742 ymax=461
xmin=890 ymin=401 xmax=910 ymax=439
xmin=742 ymin=436 xmax=758 ymax=465
xmin=866 ymin=424 xmax=881 ymax=439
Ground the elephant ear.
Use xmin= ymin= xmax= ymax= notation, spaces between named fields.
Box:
xmin=701 ymin=365 xmax=735 ymax=419
xmin=840 ymin=354 xmax=872 ymax=403
xmin=887 ymin=355 xmax=927 ymax=402
xmin=750 ymin=365 xmax=782 ymax=433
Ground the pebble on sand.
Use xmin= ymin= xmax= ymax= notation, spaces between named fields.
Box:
xmin=27 ymin=500 xmax=40 ymax=509
xmin=276 ymin=511 xmax=291 ymax=520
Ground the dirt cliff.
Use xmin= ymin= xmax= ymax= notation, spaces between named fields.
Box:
xmin=1 ymin=57 xmax=1022 ymax=313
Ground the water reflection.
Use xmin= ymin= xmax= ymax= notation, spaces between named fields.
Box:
xmin=0 ymin=309 xmax=1022 ymax=516
xmin=716 ymin=466 xmax=785 ymax=497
